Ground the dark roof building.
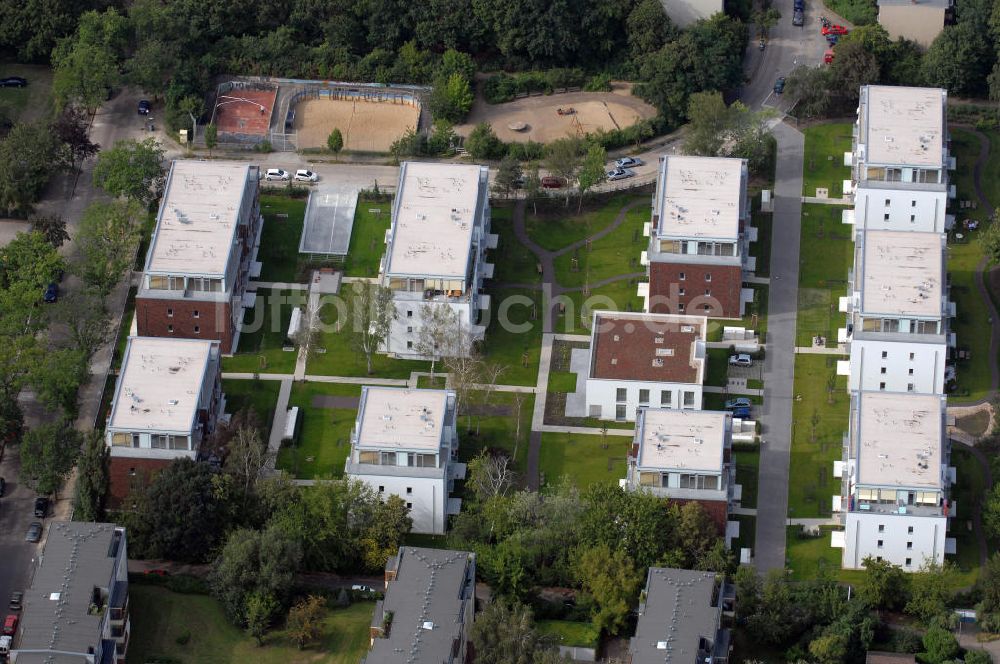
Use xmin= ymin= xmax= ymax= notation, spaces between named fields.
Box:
xmin=364 ymin=547 xmax=475 ymax=664
xmin=629 ymin=567 xmax=732 ymax=664
xmin=11 ymin=522 xmax=129 ymax=664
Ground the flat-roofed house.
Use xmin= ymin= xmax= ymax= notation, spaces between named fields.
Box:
xmin=135 ymin=160 xmax=263 ymax=354
xmin=364 ymin=547 xmax=475 ymax=664
xmin=629 ymin=567 xmax=732 ymax=664
xmin=585 ymin=312 xmax=707 ymax=422
xmin=845 ymin=337 xmax=947 ymax=394
xmin=345 ymin=387 xmax=462 ymax=534
xmin=833 ymin=391 xmax=954 ymax=570
xmin=624 ymin=408 xmax=734 ymax=530
xmin=380 ymin=162 xmax=496 ymax=359
xmin=105 ymin=337 xmax=223 ymax=504
xmin=643 ymin=156 xmax=753 ymax=319
xmin=843 ymin=86 xmax=953 ymax=233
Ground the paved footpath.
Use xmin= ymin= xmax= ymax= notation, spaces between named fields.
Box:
xmin=754 ymin=121 xmax=805 ymax=572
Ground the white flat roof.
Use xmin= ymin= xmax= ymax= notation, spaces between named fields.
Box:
xmin=108 ymin=337 xmax=214 ymax=433
xmin=636 ymin=409 xmax=728 ymax=473
xmin=656 ymin=156 xmax=744 ymax=240
xmin=356 ymin=387 xmax=451 ymax=451
xmin=862 ymin=86 xmax=944 ymax=168
xmin=855 ymin=392 xmax=943 ymax=489
xmin=861 ymin=230 xmax=942 ymax=317
xmin=385 ymin=162 xmax=486 ymax=279
xmin=147 ymin=160 xmax=252 ymax=276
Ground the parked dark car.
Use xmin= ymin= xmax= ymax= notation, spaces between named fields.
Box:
xmin=43 ymin=282 xmax=58 ymax=304
xmin=25 ymin=522 xmax=42 ymax=543
xmin=541 ymin=176 xmax=564 ymax=189
xmin=8 ymin=593 xmax=22 ymax=612
xmin=33 ymin=496 xmax=49 ymax=518
xmin=0 ymin=77 xmax=27 ymax=88
xmin=0 ymin=477 xmax=5 ymax=497
xmin=773 ymin=77 xmax=786 ymax=94
xmin=793 ymin=0 xmax=804 ymax=9
xmin=137 ymin=99 xmax=151 ymax=115
xmin=731 ymin=406 xmax=752 ymax=419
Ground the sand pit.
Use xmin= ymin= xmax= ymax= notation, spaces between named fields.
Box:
xmin=293 ymin=98 xmax=420 ymax=153
xmin=456 ymin=83 xmax=658 ymax=144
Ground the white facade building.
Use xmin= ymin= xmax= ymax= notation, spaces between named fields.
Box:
xmin=345 ymin=387 xmax=462 ymax=534
xmin=834 ymin=391 xmax=953 ymax=570
xmin=845 ymin=337 xmax=947 ymax=394
xmin=658 ymin=0 xmax=724 ymax=28
xmin=380 ymin=162 xmax=496 ymax=359
xmin=585 ymin=312 xmax=707 ymax=422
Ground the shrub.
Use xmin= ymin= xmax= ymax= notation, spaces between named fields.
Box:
xmin=584 ymin=73 xmax=612 ymax=92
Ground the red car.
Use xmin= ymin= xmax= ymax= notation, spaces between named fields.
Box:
xmin=3 ymin=614 xmax=18 ymax=636
xmin=821 ymin=24 xmax=848 ymax=36
xmin=541 ymin=176 xmax=564 ymax=189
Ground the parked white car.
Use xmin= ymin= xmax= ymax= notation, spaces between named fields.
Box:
xmin=606 ymin=167 xmax=635 ymax=181
xmin=615 ymin=156 xmax=643 ymax=169
xmin=728 ymin=353 xmax=753 ymax=367
xmin=264 ymin=168 xmax=290 ymax=181
xmin=294 ymin=169 xmax=318 ymax=182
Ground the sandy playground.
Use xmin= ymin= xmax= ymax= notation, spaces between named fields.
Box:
xmin=455 ymin=82 xmax=658 ymax=144
xmin=293 ymin=98 xmax=420 ymax=153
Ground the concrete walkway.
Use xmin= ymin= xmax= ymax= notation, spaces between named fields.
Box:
xmin=754 ymin=121 xmax=806 ymax=573
xmin=801 ymin=196 xmax=852 ymax=206
xmin=264 ymin=379 xmax=293 ymax=475
xmin=794 ymin=346 xmax=847 ymax=355
xmin=704 ymin=386 xmax=764 ymax=397
xmin=528 ymin=335 xmax=555 ymax=489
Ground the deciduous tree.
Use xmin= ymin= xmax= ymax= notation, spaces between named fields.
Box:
xmin=859 ymin=556 xmax=908 ymax=612
xmin=74 ymin=430 xmax=109 ymax=521
xmin=30 ymin=214 xmax=70 ymax=248
xmin=75 ymin=198 xmax=144 ymax=298
xmin=360 ymin=494 xmax=412 ymax=571
xmin=19 ymin=419 xmax=81 ymax=496
xmin=469 ymin=600 xmax=560 ymax=664
xmin=574 ymin=543 xmax=642 ymax=635
xmin=345 ymin=281 xmax=395 ymax=375
xmin=51 ymin=106 xmax=99 ymax=171
xmin=48 ymin=287 xmax=108 ymax=358
xmin=493 ymin=154 xmax=523 ymax=198
xmin=204 ymin=123 xmax=218 ymax=155
xmin=576 ymin=143 xmax=606 ymax=212
xmin=465 ymin=122 xmax=505 ymax=161
xmin=544 ymin=137 xmax=583 ymax=206
xmin=92 ymin=137 xmax=166 ymax=205
xmin=0 ymin=122 xmax=66 ymax=217
xmin=286 ymin=595 xmax=326 ymax=649
xmin=326 ymin=127 xmax=343 ymax=153
xmin=415 ymin=304 xmax=460 ymax=378
xmin=430 ymin=72 xmax=474 ymax=123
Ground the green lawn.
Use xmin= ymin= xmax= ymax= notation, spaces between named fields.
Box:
xmin=538 ymin=431 xmax=629 ymax=489
xmin=802 ymin=123 xmax=853 ymax=199
xmin=223 ymin=289 xmax=304 ymax=374
xmin=0 ymin=63 xmax=53 ymax=123
xmin=547 ymin=370 xmax=579 ymax=393
xmin=343 ymin=198 xmax=392 ymax=277
xmin=257 ymin=195 xmax=307 ymax=283
xmin=491 ymin=206 xmax=540 ymax=285
xmin=732 ymin=514 xmax=756 ymax=557
xmin=526 ymin=194 xmax=642 ymax=252
xmin=797 ymin=204 xmax=854 ymax=347
xmin=706 ymin=348 xmax=730 ymax=387
xmin=481 ymin=287 xmax=544 ymax=386
xmin=947 ymin=128 xmax=997 ymax=403
xmin=948 ymin=445 xmax=993 ymax=586
xmin=824 ymin=0 xmax=877 ymax=24
xmin=554 ymin=277 xmax=646 ymax=335
xmin=306 ymin=301 xmax=430 ymax=378
xmin=111 ymin=287 xmax=138 ymax=373
xmin=457 ymin=392 xmax=535 ymax=478
xmin=276 ymin=382 xmax=362 ymax=479
xmin=788 ymin=355 xmax=850 ymax=519
xmin=749 ymin=194 xmax=772 ymax=278
xmin=785 ymin=526 xmax=864 ymax=583
xmin=536 ymin=620 xmax=600 ymax=648
xmin=553 ymin=198 xmax=648 ymax=289
xmin=127 ymin=584 xmax=374 ymax=664
xmin=733 ymin=448 xmax=759 ymax=510
xmin=223 ymin=379 xmax=282 ymax=441
xmin=417 ymin=375 xmax=447 ymax=388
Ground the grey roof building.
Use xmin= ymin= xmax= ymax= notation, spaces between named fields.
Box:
xmin=12 ymin=522 xmax=129 ymax=664
xmin=629 ymin=567 xmax=732 ymax=664
xmin=364 ymin=547 xmax=475 ymax=664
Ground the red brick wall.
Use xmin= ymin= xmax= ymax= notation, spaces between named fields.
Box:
xmin=668 ymin=498 xmax=729 ymax=534
xmin=108 ymin=457 xmax=175 ymax=507
xmin=647 ymin=262 xmax=742 ymax=319
xmin=135 ymin=298 xmax=234 ymax=354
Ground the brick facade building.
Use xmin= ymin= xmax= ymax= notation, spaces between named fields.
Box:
xmin=646 ymin=262 xmax=744 ymax=318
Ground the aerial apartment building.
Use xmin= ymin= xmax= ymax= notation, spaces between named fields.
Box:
xmin=641 ymin=156 xmax=754 ymax=319
xmin=584 ymin=312 xmax=707 ymax=422
xmin=364 ymin=547 xmax=475 ymax=664
xmin=843 ymin=86 xmax=953 ymax=233
xmin=10 ymin=523 xmax=130 ymax=664
xmin=135 ymin=160 xmax=263 ymax=354
xmin=105 ymin=337 xmax=223 ymax=504
xmin=623 ymin=408 xmax=735 ymax=531
xmin=832 ymin=391 xmax=953 ymax=570
xmin=345 ymin=387 xmax=462 ymax=534
xmin=380 ymin=162 xmax=496 ymax=359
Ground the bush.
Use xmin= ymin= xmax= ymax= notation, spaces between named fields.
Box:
xmin=584 ymin=73 xmax=612 ymax=92
xmin=465 ymin=123 xmax=505 ymax=160
xmin=253 ymin=140 xmax=273 ymax=153
xmin=175 ymin=630 xmax=191 ymax=645
xmin=505 ymin=141 xmax=545 ymax=161
xmin=483 ymin=69 xmax=588 ymax=104
xmin=166 ymin=574 xmax=210 ymax=594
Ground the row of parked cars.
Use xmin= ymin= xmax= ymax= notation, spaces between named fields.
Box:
xmin=262 ymin=168 xmax=319 ymax=182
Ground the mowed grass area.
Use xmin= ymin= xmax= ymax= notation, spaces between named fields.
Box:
xmin=222 ymin=379 xmax=282 ymax=441
xmin=127 ymin=584 xmax=374 ymax=664
xmin=733 ymin=448 xmax=759 ymax=510
xmin=536 ymin=620 xmax=600 ymax=648
xmin=732 ymin=514 xmax=756 ymax=556
xmin=0 ymin=63 xmax=53 ymax=123
xmin=947 ymin=128 xmax=997 ymax=403
xmin=482 ymin=286 xmax=544 ymax=386
xmin=824 ymin=0 xmax=877 ymax=24
xmin=276 ymin=382 xmax=362 ymax=479
xmin=223 ymin=289 xmax=304 ymax=374
xmin=526 ymin=194 xmax=643 ymax=252
xmin=948 ymin=445 xmax=993 ymax=586
xmin=343 ymin=198 xmax=392 ymax=277
xmin=457 ymin=392 xmax=535 ymax=478
xmin=788 ymin=355 xmax=850 ymax=519
xmin=797 ymin=204 xmax=853 ymax=347
xmin=554 ymin=277 xmax=646 ymax=335
xmin=306 ymin=301 xmax=430 ymax=378
xmin=553 ymin=198 xmax=648 ymax=289
xmin=538 ymin=431 xmax=629 ymax=489
xmin=802 ymin=123 xmax=853 ymax=198
xmin=749 ymin=194 xmax=773 ymax=278
xmin=257 ymin=195 xmax=307 ymax=283
xmin=785 ymin=526 xmax=864 ymax=584
xmin=491 ymin=205 xmax=539 ymax=285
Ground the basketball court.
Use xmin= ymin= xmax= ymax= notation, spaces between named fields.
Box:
xmin=299 ymin=182 xmax=361 ymax=255
xmin=214 ymin=88 xmax=277 ymax=137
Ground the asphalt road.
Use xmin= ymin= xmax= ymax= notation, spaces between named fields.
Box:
xmin=0 ymin=453 xmax=43 ymax=621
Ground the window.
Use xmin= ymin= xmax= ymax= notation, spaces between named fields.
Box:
xmin=407 ymin=310 xmax=413 ymax=318
xmin=660 ymin=391 xmax=672 ymax=406
xmin=877 ymin=540 xmax=883 ymax=548
xmin=908 ymin=526 xmax=914 ymax=534
xmin=880 ymin=367 xmax=886 ymax=374
xmin=705 ymin=289 xmax=711 ymax=296
xmin=167 ymin=308 xmax=173 ymax=318
xmin=905 ymin=557 xmax=912 ymax=566
xmin=407 ymin=326 xmax=413 ymax=333
xmin=678 ymin=303 xmax=685 ymax=312
xmin=678 ymin=288 xmax=685 ymax=296
xmin=655 ymin=348 xmax=674 ymax=357
xmin=909 ymin=353 xmax=915 ymax=360
xmin=406 ymin=502 xmax=412 ymax=509
xmin=638 ymin=389 xmax=650 ymax=404
xmin=908 ymin=368 xmax=914 ymax=375
xmin=879 ymin=382 xmax=886 ymax=390
xmin=615 ymin=404 xmax=627 ymax=420
xmin=378 ymin=486 xmax=384 ymax=492
xmin=907 ymin=541 xmax=913 ymax=549
xmin=683 ymin=391 xmax=695 ymax=407
xmin=129 ymin=468 xmax=136 ymax=476
xmin=704 ymin=273 xmax=712 ymax=282
xmin=194 ymin=326 xmax=200 ymax=334
xmin=882 ymin=351 xmax=888 ymax=359
xmin=883 ymin=213 xmax=890 ymax=221
xmin=907 ymin=383 xmax=914 ymax=392
xmin=406 ymin=487 xmax=413 ymax=495
xmin=167 ymin=324 xmax=173 ymax=333
xmin=910 ymin=214 xmax=915 ymax=223
xmin=702 ymin=303 xmax=712 ymax=311
xmin=911 ymin=200 xmax=917 ymax=207
xmin=877 ymin=556 xmax=883 ymax=562
xmin=407 ymin=341 xmax=413 ymax=349
xmin=679 ymin=272 xmax=686 ymax=281
xmin=878 ymin=524 xmax=885 ymax=533
xmin=193 ymin=310 xmax=200 ymax=318
xmin=884 ymin=198 xmax=891 ymax=206
xmin=616 ymin=388 xmax=627 ymax=402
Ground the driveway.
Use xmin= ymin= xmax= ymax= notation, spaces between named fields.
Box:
xmin=753 ymin=121 xmax=805 ymax=572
